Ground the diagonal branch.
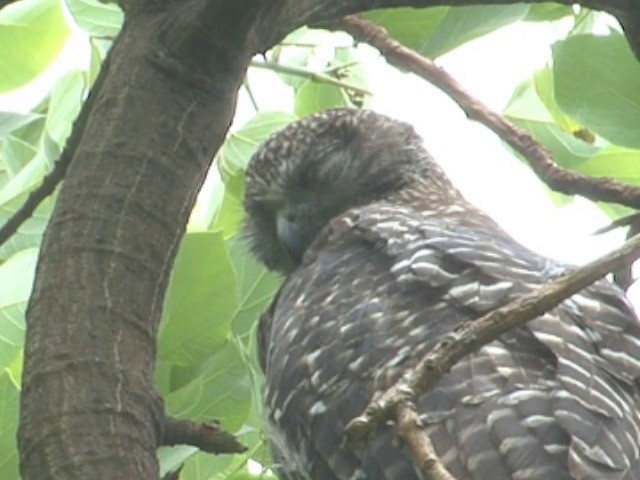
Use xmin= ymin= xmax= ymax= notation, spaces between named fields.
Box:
xmin=337 ymin=15 xmax=640 ymax=211
xmin=346 ymin=231 xmax=640 ymax=443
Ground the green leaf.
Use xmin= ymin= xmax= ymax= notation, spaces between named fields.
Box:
xmin=159 ymin=231 xmax=238 ymax=366
xmin=365 ymin=5 xmax=528 ymax=58
xmin=45 ymin=71 xmax=86 ymax=149
xmin=211 ymin=172 xmax=245 ymax=238
xmin=553 ymin=33 xmax=640 ymax=148
xmin=227 ymin=237 xmax=281 ymax=338
xmin=0 ymin=196 xmax=53 ymax=262
xmin=218 ymin=112 xmax=296 ymax=176
xmin=295 ymin=80 xmax=346 ymax=117
xmin=532 ymin=67 xmax=582 ymax=133
xmin=65 ymin=0 xmax=124 ymax=38
xmin=0 ymin=249 xmax=37 ymax=371
xmin=157 ymin=445 xmax=198 ymax=479
xmin=6 ymin=105 xmax=47 ymax=147
xmin=1 ymin=134 xmax=38 ymax=179
xmin=333 ymin=48 xmax=370 ymax=109
xmin=0 ymin=149 xmax=54 ymax=261
xmin=518 ymin=119 xmax=600 ymax=170
xmin=571 ymin=146 xmax=640 ymax=186
xmin=165 ymin=340 xmax=251 ymax=432
xmin=174 ymin=452 xmax=236 ymax=480
xmin=524 ymin=4 xmax=572 ymax=22
xmin=0 ymin=150 xmax=48 ymax=206
xmin=0 ymin=111 xmax=43 ymax=139
xmin=174 ymin=442 xmax=276 ymax=480
xmin=0 ymin=0 xmax=72 ymax=91
xmin=364 ymin=7 xmax=447 ymax=55
xmin=88 ymin=39 xmax=110 ymax=86
xmin=0 ymin=371 xmax=19 ymax=479
xmin=505 ymin=76 xmax=601 ymax=171
xmin=271 ymin=28 xmax=328 ymax=89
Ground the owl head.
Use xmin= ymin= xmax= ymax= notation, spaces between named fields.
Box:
xmin=243 ymin=108 xmax=440 ymax=273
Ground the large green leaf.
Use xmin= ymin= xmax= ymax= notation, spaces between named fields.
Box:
xmin=295 ymin=80 xmax=347 ymax=118
xmin=505 ymin=75 xmax=600 ymax=171
xmin=0 ymin=249 xmax=37 ymax=371
xmin=171 ymin=452 xmax=243 ymax=480
xmin=0 ymin=152 xmax=54 ymax=261
xmin=44 ymin=71 xmax=86 ymax=149
xmin=532 ymin=67 xmax=582 ymax=134
xmin=227 ymin=237 xmax=281 ymax=339
xmin=211 ymin=172 xmax=245 ymax=238
xmin=218 ymin=112 xmax=296 ymax=176
xmin=214 ymin=112 xmax=296 ymax=237
xmin=65 ymin=0 xmax=124 ymax=38
xmin=553 ymin=33 xmax=640 ymax=148
xmin=1 ymin=133 xmax=39 ymax=179
xmin=165 ymin=340 xmax=251 ymax=432
xmin=571 ymin=146 xmax=640 ymax=186
xmin=166 ymin=442 xmax=276 ymax=480
xmin=0 ymin=371 xmax=19 ymax=479
xmin=524 ymin=4 xmax=572 ymax=22
xmin=271 ymin=28 xmax=336 ymax=89
xmin=0 ymin=0 xmax=72 ymax=91
xmin=159 ymin=231 xmax=238 ymax=366
xmin=365 ymin=5 xmax=528 ymax=58
xmin=0 ymin=150 xmax=48 ymax=206
xmin=334 ymin=48 xmax=370 ymax=109
xmin=0 ymin=111 xmax=43 ymax=139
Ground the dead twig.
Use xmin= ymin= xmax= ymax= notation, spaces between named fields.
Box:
xmin=395 ymin=398 xmax=456 ymax=480
xmin=337 ymin=15 xmax=640 ymax=211
xmin=161 ymin=416 xmax=247 ymax=454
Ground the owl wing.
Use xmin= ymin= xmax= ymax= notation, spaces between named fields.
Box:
xmin=259 ymin=202 xmax=640 ymax=480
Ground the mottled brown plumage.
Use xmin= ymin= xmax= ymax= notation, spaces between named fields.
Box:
xmin=244 ymin=108 xmax=640 ymax=480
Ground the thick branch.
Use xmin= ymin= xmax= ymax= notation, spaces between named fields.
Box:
xmin=338 ymin=15 xmax=640 ymax=210
xmin=253 ymin=1 xmax=640 ymax=59
xmin=161 ymin=416 xmax=246 ymax=454
xmin=346 ymin=232 xmax=640 ymax=442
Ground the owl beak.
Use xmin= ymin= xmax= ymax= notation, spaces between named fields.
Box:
xmin=276 ymin=207 xmax=315 ymax=263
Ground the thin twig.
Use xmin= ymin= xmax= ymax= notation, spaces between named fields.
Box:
xmin=323 ymin=60 xmax=360 ymax=74
xmin=250 ymin=59 xmax=372 ymax=95
xmin=395 ymin=399 xmax=456 ymax=480
xmin=162 ymin=416 xmax=247 ymax=454
xmin=346 ymin=231 xmax=640 ymax=444
xmin=595 ymin=211 xmax=640 ymax=234
xmin=243 ymin=77 xmax=260 ymax=113
xmin=337 ymin=15 xmax=640 ymax=210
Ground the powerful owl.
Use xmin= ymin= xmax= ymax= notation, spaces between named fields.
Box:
xmin=243 ymin=108 xmax=640 ymax=479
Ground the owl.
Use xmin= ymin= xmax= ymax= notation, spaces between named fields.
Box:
xmin=243 ymin=108 xmax=640 ymax=479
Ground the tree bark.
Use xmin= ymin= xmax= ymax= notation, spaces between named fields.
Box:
xmin=18 ymin=2 xmax=255 ymax=477
xmin=17 ymin=0 xmax=639 ymax=478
